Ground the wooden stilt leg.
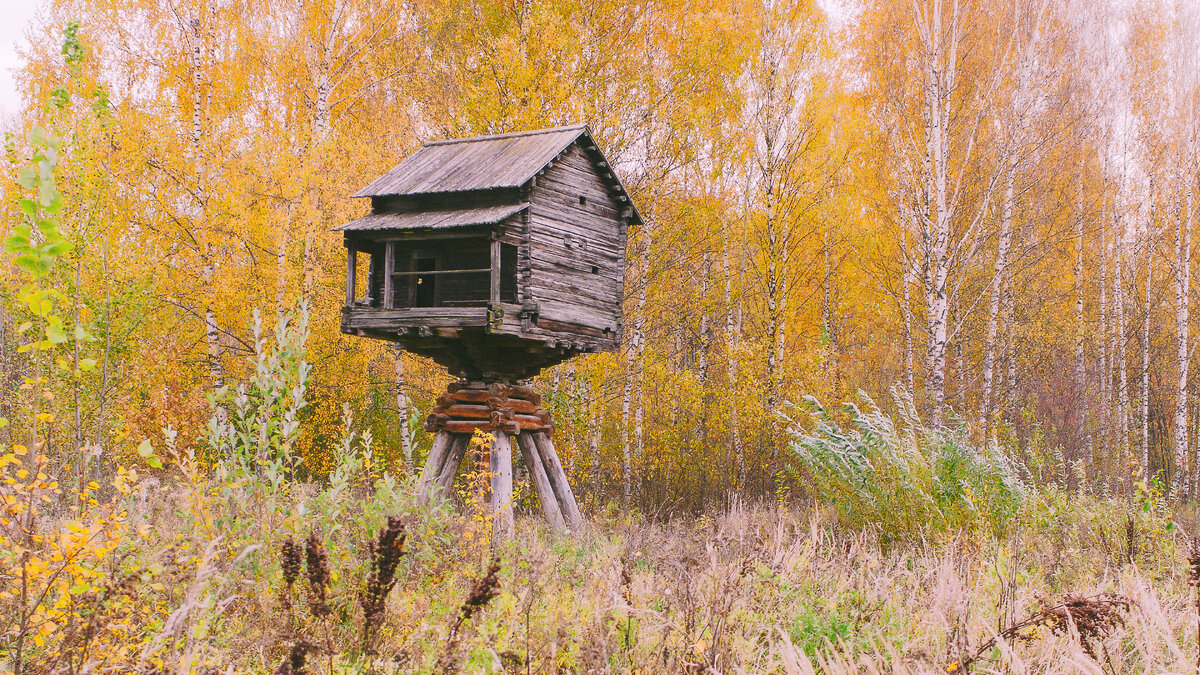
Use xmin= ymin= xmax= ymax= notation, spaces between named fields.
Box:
xmin=416 ymin=432 xmax=455 ymax=504
xmin=435 ymin=434 xmax=469 ymax=497
xmin=533 ymin=432 xmax=583 ymax=529
xmin=490 ymin=431 xmax=514 ymax=539
xmin=517 ymin=432 xmax=565 ymax=531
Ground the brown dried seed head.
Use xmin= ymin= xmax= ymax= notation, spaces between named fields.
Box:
xmin=305 ymin=530 xmax=332 ymax=618
xmin=274 ymin=640 xmax=313 ymax=675
xmin=1044 ymin=594 xmax=1130 ymax=658
xmin=1188 ymin=535 xmax=1200 ymax=587
xmin=281 ymin=538 xmax=302 ymax=587
xmin=361 ymin=517 xmax=408 ymax=631
xmin=461 ymin=559 xmax=501 ymax=623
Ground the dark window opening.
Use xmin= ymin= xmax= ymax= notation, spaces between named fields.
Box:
xmin=501 ymin=243 xmax=518 ymax=303
xmin=578 ymin=194 xmax=587 ymax=206
xmin=590 ymin=264 xmax=599 ymax=274
xmin=362 ymin=246 xmax=384 ymax=306
xmin=376 ymin=238 xmax=499 ymax=309
xmin=414 ymin=257 xmax=437 ymax=307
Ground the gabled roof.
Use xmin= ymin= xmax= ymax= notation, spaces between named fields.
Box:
xmin=335 ymin=202 xmax=527 ymax=232
xmin=353 ymin=125 xmax=589 ymax=198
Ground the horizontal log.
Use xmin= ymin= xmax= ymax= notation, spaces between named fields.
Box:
xmin=436 ymin=419 xmax=523 ymax=435
xmin=428 ymin=416 xmax=551 ymax=435
xmin=488 ymin=396 xmax=538 ymax=414
xmin=512 ymin=387 xmax=541 ymax=406
xmin=432 ymin=404 xmax=493 ymax=420
xmin=441 ymin=389 xmax=489 ymax=404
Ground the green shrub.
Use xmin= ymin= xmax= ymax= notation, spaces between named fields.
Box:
xmin=786 ymin=388 xmax=1026 ymax=541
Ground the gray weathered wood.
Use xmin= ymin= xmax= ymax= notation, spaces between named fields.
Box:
xmin=435 ymin=434 xmax=470 ymax=496
xmin=490 ymin=431 xmax=515 ymax=539
xmin=532 ymin=432 xmax=582 ymax=529
xmin=490 ymin=239 xmax=501 ymax=306
xmin=516 ymin=432 xmax=566 ymax=531
xmin=383 ymin=242 xmax=395 ymax=309
xmin=416 ymin=431 xmax=454 ymax=504
xmin=345 ymin=248 xmax=357 ymax=307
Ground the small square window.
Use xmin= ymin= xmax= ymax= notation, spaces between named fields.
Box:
xmin=578 ymin=194 xmax=587 ymax=206
xmin=591 ymin=265 xmax=599 ymax=274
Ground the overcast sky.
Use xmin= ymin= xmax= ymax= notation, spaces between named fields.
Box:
xmin=0 ymin=0 xmax=42 ymax=129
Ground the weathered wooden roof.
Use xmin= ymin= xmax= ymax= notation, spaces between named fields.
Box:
xmin=353 ymin=125 xmax=589 ymax=197
xmin=335 ymin=202 xmax=527 ymax=231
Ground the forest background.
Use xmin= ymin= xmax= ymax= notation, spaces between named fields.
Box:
xmin=2 ymin=0 xmax=1199 ymax=512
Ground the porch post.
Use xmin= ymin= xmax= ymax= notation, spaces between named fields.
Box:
xmin=345 ymin=247 xmax=357 ymax=307
xmin=383 ymin=241 xmax=395 ymax=309
xmin=489 ymin=238 xmax=501 ymax=306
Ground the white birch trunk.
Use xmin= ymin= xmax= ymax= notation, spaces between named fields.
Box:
xmin=766 ymin=199 xmax=784 ymax=417
xmin=621 ymin=346 xmax=633 ymax=504
xmin=1100 ymin=189 xmax=1110 ymax=440
xmin=901 ymin=218 xmax=915 ymax=395
xmin=1116 ymin=245 xmax=1131 ymax=463
xmin=1178 ymin=184 xmax=1195 ymax=497
xmin=914 ymin=0 xmax=957 ymax=428
xmin=981 ymin=166 xmax=1015 ymax=433
xmin=1075 ymin=179 xmax=1086 ymax=396
xmin=394 ymin=348 xmax=413 ymax=474
xmin=723 ymin=229 xmax=743 ymax=489
xmin=1142 ymin=198 xmax=1154 ymax=477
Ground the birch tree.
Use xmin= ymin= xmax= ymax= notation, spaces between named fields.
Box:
xmin=875 ymin=0 xmax=1004 ymax=426
xmin=743 ymin=0 xmax=832 ymax=430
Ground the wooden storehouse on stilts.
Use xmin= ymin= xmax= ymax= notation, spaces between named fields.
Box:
xmin=336 ymin=124 xmax=638 ymax=535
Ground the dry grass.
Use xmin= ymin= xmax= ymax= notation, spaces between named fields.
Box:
xmin=6 ymin=470 xmax=1200 ymax=673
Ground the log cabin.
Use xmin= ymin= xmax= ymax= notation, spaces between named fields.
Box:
xmin=337 ymin=124 xmax=639 ymax=381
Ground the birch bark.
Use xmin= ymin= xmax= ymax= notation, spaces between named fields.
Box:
xmin=1178 ymin=185 xmax=1195 ymax=497
xmin=981 ymin=166 xmax=1015 ymax=433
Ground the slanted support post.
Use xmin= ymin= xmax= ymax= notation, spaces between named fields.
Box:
xmin=436 ymin=435 xmax=469 ymax=496
xmin=517 ymin=432 xmax=566 ymax=530
xmin=416 ymin=431 xmax=455 ymax=504
xmin=533 ymin=432 xmax=583 ymax=529
xmin=416 ymin=381 xmax=583 ymax=537
xmin=345 ymin=247 xmax=357 ymax=307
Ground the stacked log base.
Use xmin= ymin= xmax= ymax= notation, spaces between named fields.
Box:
xmin=424 ymin=381 xmax=553 ymax=436
xmin=416 ymin=381 xmax=581 ymax=537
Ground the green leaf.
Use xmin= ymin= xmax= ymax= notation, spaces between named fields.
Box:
xmin=15 ymin=251 xmax=46 ymax=275
xmin=17 ymin=166 xmax=36 ymax=189
xmin=0 ymin=418 xmax=8 ymax=430
xmin=24 ymin=289 xmax=52 ymax=316
xmin=44 ymin=240 xmax=73 ymax=257
xmin=38 ymin=178 xmax=58 ymax=208
xmin=18 ymin=198 xmax=36 ymax=219
xmin=45 ymin=320 xmax=67 ymax=345
xmin=79 ymin=358 xmax=97 ymax=372
xmin=138 ymin=439 xmax=164 ymax=468
xmin=36 ymin=217 xmax=59 ymax=236
xmin=4 ymin=234 xmax=30 ymax=253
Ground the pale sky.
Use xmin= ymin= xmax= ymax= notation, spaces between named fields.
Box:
xmin=0 ymin=0 xmax=43 ymax=129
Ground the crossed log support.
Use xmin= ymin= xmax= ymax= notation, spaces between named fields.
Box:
xmin=415 ymin=380 xmax=582 ymax=537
